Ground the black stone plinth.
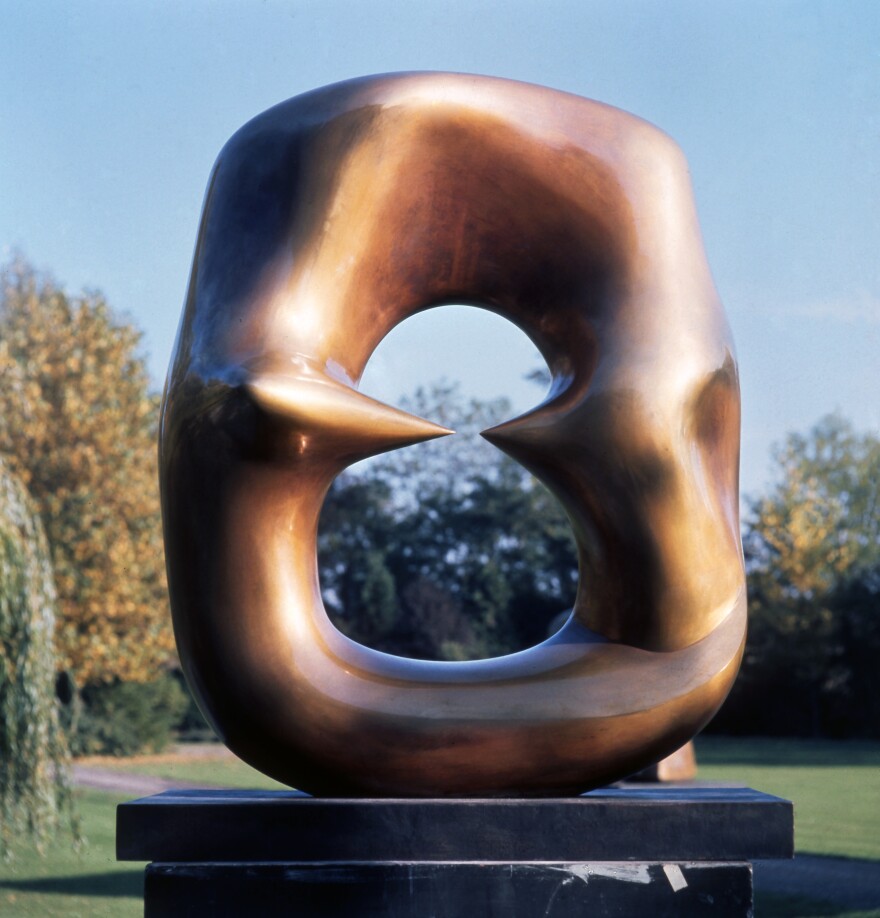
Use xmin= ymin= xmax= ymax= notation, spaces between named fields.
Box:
xmin=118 ymin=784 xmax=793 ymax=917
xmin=144 ymin=862 xmax=754 ymax=917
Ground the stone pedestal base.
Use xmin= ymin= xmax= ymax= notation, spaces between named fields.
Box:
xmin=118 ymin=785 xmax=792 ymax=917
xmin=144 ymin=861 xmax=754 ymax=917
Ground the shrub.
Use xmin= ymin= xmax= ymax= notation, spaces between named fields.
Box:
xmin=172 ymin=671 xmax=218 ymax=742
xmin=70 ymin=674 xmax=188 ymax=757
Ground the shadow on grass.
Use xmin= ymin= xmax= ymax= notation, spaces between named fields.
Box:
xmin=757 ymin=890 xmax=880 ymax=917
xmin=0 ymin=869 xmax=143 ymax=898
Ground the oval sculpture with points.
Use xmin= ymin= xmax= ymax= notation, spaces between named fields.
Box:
xmin=160 ymin=73 xmax=746 ymax=796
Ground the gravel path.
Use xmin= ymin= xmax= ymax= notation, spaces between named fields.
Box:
xmin=71 ymin=763 xmax=227 ymax=796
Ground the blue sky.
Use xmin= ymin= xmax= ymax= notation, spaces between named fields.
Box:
xmin=2 ymin=0 xmax=877 ymax=497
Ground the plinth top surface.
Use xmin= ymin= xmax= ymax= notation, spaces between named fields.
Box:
xmin=118 ymin=783 xmax=793 ymax=863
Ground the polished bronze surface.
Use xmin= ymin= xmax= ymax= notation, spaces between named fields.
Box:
xmin=160 ymin=73 xmax=745 ymax=796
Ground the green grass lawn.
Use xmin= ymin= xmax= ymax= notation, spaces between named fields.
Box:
xmin=0 ymin=790 xmax=143 ymax=918
xmin=1 ymin=737 xmax=877 ymax=917
xmin=91 ymin=752 xmax=288 ymax=789
xmin=696 ymin=736 xmax=880 ymax=862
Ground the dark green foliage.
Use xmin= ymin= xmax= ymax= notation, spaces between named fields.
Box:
xmin=712 ymin=414 xmax=880 ymax=738
xmin=830 ymin=573 xmax=880 ymax=736
xmin=172 ymin=670 xmax=217 ymax=742
xmin=0 ymin=460 xmax=78 ymax=856
xmin=318 ymin=382 xmax=578 ymax=661
xmin=70 ymin=674 xmax=189 ymax=756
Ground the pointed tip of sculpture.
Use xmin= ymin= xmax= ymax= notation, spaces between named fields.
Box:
xmin=394 ymin=412 xmax=455 ymax=445
xmin=479 ymin=422 xmax=506 ymax=446
xmin=480 ymin=415 xmax=535 ymax=449
xmin=247 ymin=370 xmax=454 ymax=456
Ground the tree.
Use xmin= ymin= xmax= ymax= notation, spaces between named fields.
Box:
xmin=0 ymin=256 xmax=174 ymax=687
xmin=0 ymin=459 xmax=78 ymax=856
xmin=318 ymin=475 xmax=401 ymax=646
xmin=318 ymin=381 xmax=578 ymax=660
xmin=717 ymin=413 xmax=880 ymax=737
xmin=747 ymin=413 xmax=878 ymax=592
xmin=365 ymin=380 xmax=516 ymax=512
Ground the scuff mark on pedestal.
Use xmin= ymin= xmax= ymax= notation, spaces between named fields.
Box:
xmin=663 ymin=863 xmax=688 ymax=891
xmin=549 ymin=863 xmax=653 ymax=885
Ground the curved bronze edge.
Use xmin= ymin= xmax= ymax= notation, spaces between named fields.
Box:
xmin=161 ymin=72 xmax=745 ymax=796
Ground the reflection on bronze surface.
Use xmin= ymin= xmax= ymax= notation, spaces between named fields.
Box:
xmin=161 ymin=73 xmax=745 ymax=796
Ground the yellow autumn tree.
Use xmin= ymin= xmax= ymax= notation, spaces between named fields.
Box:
xmin=729 ymin=413 xmax=880 ymax=736
xmin=0 ymin=256 xmax=175 ymax=686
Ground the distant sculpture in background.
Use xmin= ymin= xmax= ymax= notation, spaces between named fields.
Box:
xmin=160 ymin=73 xmax=745 ymax=796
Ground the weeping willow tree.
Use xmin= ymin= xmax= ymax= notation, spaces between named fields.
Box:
xmin=0 ymin=459 xmax=78 ymax=856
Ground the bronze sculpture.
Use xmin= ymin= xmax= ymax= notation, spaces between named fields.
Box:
xmin=160 ymin=73 xmax=745 ymax=796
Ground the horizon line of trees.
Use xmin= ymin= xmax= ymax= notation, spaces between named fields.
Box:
xmin=0 ymin=254 xmax=877 ymax=839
